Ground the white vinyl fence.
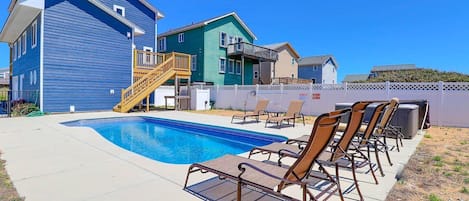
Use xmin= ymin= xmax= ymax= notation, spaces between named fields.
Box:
xmin=193 ymin=82 xmax=469 ymax=127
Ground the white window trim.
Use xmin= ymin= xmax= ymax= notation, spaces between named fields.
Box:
xmin=158 ymin=37 xmax=166 ymax=52
xmin=228 ymin=35 xmax=234 ymax=45
xmin=17 ymin=38 xmax=21 ymax=58
xmin=113 ymin=5 xmax=125 ymax=17
xmin=219 ymin=32 xmax=227 ymax=47
xmin=191 ymin=55 xmax=197 ymax=71
xmin=30 ymin=71 xmax=33 ymax=85
xmin=178 ymin=33 xmax=184 ymax=43
xmin=22 ymin=32 xmax=27 ymax=55
xmin=228 ymin=59 xmax=235 ymax=74
xmin=31 ymin=20 xmax=37 ymax=48
xmin=143 ymin=46 xmax=153 ymax=65
xmin=219 ymin=57 xmax=226 ymax=73
xmin=236 ymin=37 xmax=243 ymax=51
xmin=13 ymin=42 xmax=17 ymax=61
xmin=235 ymin=60 xmax=242 ymax=75
xmin=143 ymin=46 xmax=153 ymax=52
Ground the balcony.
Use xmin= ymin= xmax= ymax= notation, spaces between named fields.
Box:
xmin=227 ymin=42 xmax=278 ymax=62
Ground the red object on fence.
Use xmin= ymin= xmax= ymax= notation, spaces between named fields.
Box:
xmin=312 ymin=93 xmax=320 ymax=100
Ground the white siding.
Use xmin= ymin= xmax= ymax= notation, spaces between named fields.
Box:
xmin=322 ymin=62 xmax=337 ymax=84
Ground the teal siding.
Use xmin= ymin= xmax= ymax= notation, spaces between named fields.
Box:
xmin=43 ymin=0 xmax=133 ymax=112
xmin=162 ymin=27 xmax=205 ymax=82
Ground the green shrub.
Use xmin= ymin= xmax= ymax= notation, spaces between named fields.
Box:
xmin=461 ymin=187 xmax=469 ymax=194
xmin=432 ymin=156 xmax=442 ymax=161
xmin=12 ymin=103 xmax=39 ymax=117
xmin=428 ymin=193 xmax=442 ymax=201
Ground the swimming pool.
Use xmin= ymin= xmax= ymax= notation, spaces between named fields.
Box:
xmin=62 ymin=116 xmax=286 ymax=164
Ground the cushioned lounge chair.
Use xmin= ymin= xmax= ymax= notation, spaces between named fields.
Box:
xmin=265 ymin=100 xmax=305 ymax=128
xmin=231 ymin=99 xmax=269 ymax=124
xmin=184 ymin=111 xmax=346 ymax=201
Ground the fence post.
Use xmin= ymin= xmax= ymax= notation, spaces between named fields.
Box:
xmin=386 ymin=81 xmax=390 ymax=99
xmin=234 ymin=84 xmax=238 ymax=109
xmin=438 ymin=81 xmax=444 ymax=126
xmin=256 ymin=84 xmax=259 ymax=102
xmin=344 ymin=82 xmax=348 ymax=96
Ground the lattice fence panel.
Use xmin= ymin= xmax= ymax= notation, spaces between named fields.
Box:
xmin=389 ymin=82 xmax=439 ymax=91
xmin=283 ymin=84 xmax=311 ymax=90
xmin=347 ymin=83 xmax=386 ymax=90
xmin=443 ymin=82 xmax=469 ymax=91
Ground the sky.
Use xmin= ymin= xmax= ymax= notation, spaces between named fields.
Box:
xmin=1 ymin=0 xmax=469 ymax=82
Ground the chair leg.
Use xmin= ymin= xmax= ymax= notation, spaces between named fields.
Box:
xmin=351 ymin=155 xmax=364 ymax=200
xmin=302 ymin=114 xmax=305 ymax=126
xmin=382 ymin=136 xmax=393 ymax=166
xmin=335 ymin=163 xmax=345 ymax=201
xmin=237 ymin=181 xmax=242 ymax=201
xmin=373 ymin=143 xmax=385 ymax=176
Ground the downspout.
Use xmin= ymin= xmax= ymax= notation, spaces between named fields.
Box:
xmin=9 ymin=43 xmax=12 ymax=90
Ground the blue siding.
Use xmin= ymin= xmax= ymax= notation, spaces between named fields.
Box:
xmin=99 ymin=0 xmax=156 ymax=50
xmin=12 ymin=14 xmax=41 ymax=103
xmin=298 ymin=66 xmax=323 ymax=83
xmin=43 ymin=0 xmax=133 ymax=112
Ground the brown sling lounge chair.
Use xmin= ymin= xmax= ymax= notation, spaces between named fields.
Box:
xmin=265 ymin=100 xmax=305 ymax=128
xmin=249 ymin=101 xmax=375 ymax=200
xmin=231 ymin=99 xmax=269 ymax=124
xmin=184 ymin=111 xmax=346 ymax=201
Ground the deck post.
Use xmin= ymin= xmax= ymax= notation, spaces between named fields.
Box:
xmin=146 ymin=95 xmax=150 ymax=112
xmin=175 ymin=76 xmax=179 ymax=110
xmin=241 ymin=56 xmax=245 ymax=85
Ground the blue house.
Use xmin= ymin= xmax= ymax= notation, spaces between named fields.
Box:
xmin=298 ymin=55 xmax=338 ymax=84
xmin=0 ymin=0 xmax=163 ymax=112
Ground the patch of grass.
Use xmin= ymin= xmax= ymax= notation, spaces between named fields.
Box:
xmin=428 ymin=193 xmax=442 ymax=201
xmin=434 ymin=161 xmax=444 ymax=167
xmin=461 ymin=187 xmax=469 ymax=194
xmin=461 ymin=140 xmax=468 ymax=145
xmin=464 ymin=178 xmax=469 ymax=184
xmin=424 ymin=134 xmax=432 ymax=139
xmin=443 ymin=172 xmax=452 ymax=177
xmin=454 ymin=166 xmax=463 ymax=172
xmin=432 ymin=156 xmax=442 ymax=161
xmin=0 ymin=155 xmax=24 ymax=201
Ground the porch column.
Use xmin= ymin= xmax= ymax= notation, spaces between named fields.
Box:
xmin=241 ymin=56 xmax=245 ymax=85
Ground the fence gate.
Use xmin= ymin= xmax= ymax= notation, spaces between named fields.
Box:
xmin=0 ymin=90 xmax=11 ymax=118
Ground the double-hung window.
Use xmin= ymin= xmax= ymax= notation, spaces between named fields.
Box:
xmin=178 ymin=33 xmax=184 ymax=43
xmin=158 ymin=37 xmax=166 ymax=52
xmin=13 ymin=42 xmax=17 ymax=61
xmin=228 ymin=59 xmax=235 ymax=74
xmin=236 ymin=37 xmax=243 ymax=50
xmin=31 ymin=20 xmax=37 ymax=48
xmin=17 ymin=38 xmax=22 ymax=58
xmin=235 ymin=60 xmax=241 ymax=75
xmin=219 ymin=58 xmax=226 ymax=73
xmin=191 ymin=55 xmax=197 ymax=71
xmin=219 ymin=32 xmax=227 ymax=47
xmin=21 ymin=32 xmax=26 ymax=55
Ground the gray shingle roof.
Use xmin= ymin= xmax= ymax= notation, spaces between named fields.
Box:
xmin=371 ymin=64 xmax=417 ymax=72
xmin=342 ymin=74 xmax=369 ymax=82
xmin=298 ymin=55 xmax=338 ymax=68
xmin=158 ymin=12 xmax=257 ymax=40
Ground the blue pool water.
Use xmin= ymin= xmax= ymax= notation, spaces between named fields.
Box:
xmin=62 ymin=117 xmax=286 ymax=164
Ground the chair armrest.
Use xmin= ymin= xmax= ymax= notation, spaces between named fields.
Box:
xmin=278 ymin=149 xmax=301 ymax=158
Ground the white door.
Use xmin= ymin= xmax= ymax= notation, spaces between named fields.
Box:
xmin=19 ymin=74 xmax=24 ymax=99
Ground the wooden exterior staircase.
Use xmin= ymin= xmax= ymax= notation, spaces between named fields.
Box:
xmin=113 ymin=50 xmax=191 ymax=113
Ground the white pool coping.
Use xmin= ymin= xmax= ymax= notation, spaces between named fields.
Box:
xmin=0 ymin=111 xmax=423 ymax=201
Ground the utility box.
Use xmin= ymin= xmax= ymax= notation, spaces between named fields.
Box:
xmin=191 ymin=89 xmax=210 ymax=110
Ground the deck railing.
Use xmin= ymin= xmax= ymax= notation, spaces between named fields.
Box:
xmin=227 ymin=42 xmax=278 ymax=61
xmin=134 ymin=50 xmax=166 ymax=69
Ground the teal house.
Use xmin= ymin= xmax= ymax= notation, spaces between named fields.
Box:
xmin=157 ymin=12 xmax=277 ymax=85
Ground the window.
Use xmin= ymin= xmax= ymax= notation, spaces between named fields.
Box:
xmin=333 ymin=67 xmax=335 ymax=73
xmin=313 ymin=66 xmax=318 ymax=71
xmin=228 ymin=35 xmax=235 ymax=45
xmin=30 ymin=71 xmax=33 ymax=85
xmin=178 ymin=33 xmax=184 ymax=43
xmin=113 ymin=5 xmax=125 ymax=17
xmin=235 ymin=60 xmax=241 ymax=75
xmin=17 ymin=38 xmax=21 ymax=58
xmin=311 ymin=78 xmax=316 ymax=84
xmin=22 ymin=32 xmax=26 ymax=55
xmin=13 ymin=42 xmax=17 ymax=61
xmin=228 ymin=59 xmax=235 ymax=74
xmin=254 ymin=71 xmax=259 ymax=79
xmin=219 ymin=58 xmax=226 ymax=73
xmin=33 ymin=70 xmax=37 ymax=85
xmin=219 ymin=32 xmax=227 ymax=47
xmin=236 ymin=37 xmax=243 ymax=50
xmin=158 ymin=37 xmax=166 ymax=52
xmin=31 ymin=20 xmax=37 ymax=48
xmin=191 ymin=55 xmax=197 ymax=71
xmin=291 ymin=58 xmax=295 ymax=65
xmin=143 ymin=46 xmax=153 ymax=64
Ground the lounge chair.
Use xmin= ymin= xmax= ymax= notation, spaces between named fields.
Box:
xmin=249 ymin=101 xmax=376 ymax=200
xmin=184 ymin=110 xmax=346 ymax=201
xmin=231 ymin=99 xmax=269 ymax=124
xmin=265 ymin=100 xmax=305 ymax=128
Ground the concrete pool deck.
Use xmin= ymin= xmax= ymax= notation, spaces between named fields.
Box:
xmin=0 ymin=111 xmax=423 ymax=201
